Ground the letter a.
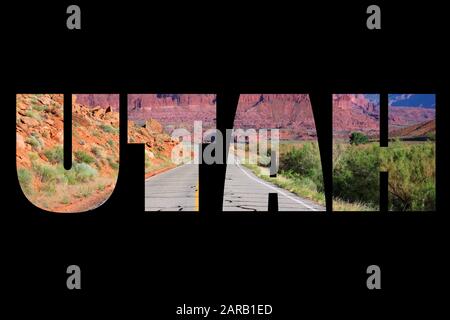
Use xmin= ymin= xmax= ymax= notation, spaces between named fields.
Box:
xmin=66 ymin=265 xmax=81 ymax=290
xmin=366 ymin=5 xmax=381 ymax=30
xmin=366 ymin=265 xmax=381 ymax=289
xmin=66 ymin=5 xmax=81 ymax=30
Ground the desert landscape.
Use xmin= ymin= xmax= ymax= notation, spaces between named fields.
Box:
xmin=16 ymin=94 xmax=120 ymax=212
xmin=332 ymin=94 xmax=435 ymax=211
xmin=225 ymin=94 xmax=326 ymax=211
xmin=128 ymin=94 xmax=216 ymax=134
xmin=234 ymin=94 xmax=318 ymax=140
xmin=128 ymin=94 xmax=217 ymax=211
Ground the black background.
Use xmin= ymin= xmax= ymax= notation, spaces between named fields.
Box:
xmin=4 ymin=1 xmax=448 ymax=318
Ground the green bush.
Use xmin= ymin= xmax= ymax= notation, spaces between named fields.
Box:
xmin=74 ymin=150 xmax=95 ymax=164
xmin=91 ymin=146 xmax=104 ymax=158
xmin=382 ymin=142 xmax=435 ymax=211
xmin=41 ymin=182 xmax=56 ymax=195
xmin=75 ymin=186 xmax=92 ymax=198
xmin=73 ymin=163 xmax=98 ymax=182
xmin=60 ymin=195 xmax=70 ymax=204
xmin=107 ymin=157 xmax=119 ymax=170
xmin=32 ymin=162 xmax=59 ymax=183
xmin=61 ymin=167 xmax=77 ymax=185
xmin=44 ymin=145 xmax=64 ymax=164
xmin=100 ymin=124 xmax=118 ymax=134
xmin=333 ymin=144 xmax=380 ymax=207
xmin=332 ymin=141 xmax=435 ymax=211
xmin=28 ymin=152 xmax=39 ymax=161
xmin=349 ymin=132 xmax=369 ymax=145
xmin=279 ymin=142 xmax=324 ymax=192
xmin=32 ymin=104 xmax=47 ymax=112
xmin=18 ymin=168 xmax=32 ymax=185
xmin=25 ymin=110 xmax=41 ymax=121
xmin=426 ymin=132 xmax=436 ymax=141
xmin=18 ymin=168 xmax=33 ymax=194
xmin=92 ymin=130 xmax=102 ymax=138
xmin=26 ymin=135 xmax=42 ymax=150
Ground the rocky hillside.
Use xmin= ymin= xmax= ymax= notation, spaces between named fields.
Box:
xmin=333 ymin=94 xmax=380 ymax=138
xmin=128 ymin=118 xmax=179 ymax=175
xmin=75 ymin=94 xmax=119 ymax=111
xmin=128 ymin=94 xmax=216 ymax=133
xmin=16 ymin=94 xmax=177 ymax=212
xmin=235 ymin=94 xmax=318 ymax=140
xmin=333 ymin=94 xmax=435 ymax=138
xmin=389 ymin=119 xmax=436 ymax=139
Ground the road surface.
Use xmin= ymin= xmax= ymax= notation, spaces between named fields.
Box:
xmin=145 ymin=159 xmax=324 ymax=212
xmin=223 ymin=155 xmax=325 ymax=211
xmin=145 ymin=164 xmax=198 ymax=211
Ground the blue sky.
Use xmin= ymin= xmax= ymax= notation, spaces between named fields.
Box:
xmin=388 ymin=94 xmax=436 ymax=108
xmin=361 ymin=94 xmax=435 ymax=108
xmin=364 ymin=94 xmax=379 ymax=103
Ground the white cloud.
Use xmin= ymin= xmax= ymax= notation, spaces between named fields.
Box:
xmin=389 ymin=94 xmax=414 ymax=106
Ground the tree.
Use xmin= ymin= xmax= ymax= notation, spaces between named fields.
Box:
xmin=349 ymin=132 xmax=369 ymax=145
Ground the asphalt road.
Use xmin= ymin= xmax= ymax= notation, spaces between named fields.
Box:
xmin=145 ymin=159 xmax=324 ymax=212
xmin=223 ymin=155 xmax=325 ymax=212
xmin=145 ymin=164 xmax=198 ymax=211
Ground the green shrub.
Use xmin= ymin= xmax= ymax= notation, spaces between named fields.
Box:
xmin=333 ymin=144 xmax=380 ymax=207
xmin=18 ymin=168 xmax=32 ymax=185
xmin=28 ymin=152 xmax=39 ymax=161
xmin=32 ymin=162 xmax=59 ymax=183
xmin=92 ymin=130 xmax=102 ymax=138
xmin=74 ymin=150 xmax=95 ymax=164
xmin=29 ymin=96 xmax=39 ymax=104
xmin=75 ymin=186 xmax=92 ymax=198
xmin=73 ymin=163 xmax=98 ymax=182
xmin=107 ymin=139 xmax=115 ymax=147
xmin=41 ymin=182 xmax=56 ymax=195
xmin=32 ymin=104 xmax=47 ymax=112
xmin=26 ymin=135 xmax=42 ymax=150
xmin=349 ymin=132 xmax=369 ymax=145
xmin=62 ymin=168 xmax=78 ymax=185
xmin=332 ymin=141 xmax=435 ymax=211
xmin=382 ymin=142 xmax=435 ymax=211
xmin=44 ymin=145 xmax=64 ymax=164
xmin=107 ymin=157 xmax=119 ymax=170
xmin=426 ymin=132 xmax=436 ymax=141
xmin=279 ymin=142 xmax=324 ymax=192
xmin=18 ymin=168 xmax=33 ymax=194
xmin=25 ymin=109 xmax=42 ymax=121
xmin=100 ymin=124 xmax=118 ymax=134
xmin=60 ymin=195 xmax=70 ymax=204
xmin=91 ymin=146 xmax=104 ymax=158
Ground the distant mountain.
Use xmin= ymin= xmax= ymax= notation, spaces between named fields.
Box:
xmin=333 ymin=94 xmax=435 ymax=137
xmin=389 ymin=105 xmax=435 ymax=129
xmin=75 ymin=93 xmax=435 ymax=139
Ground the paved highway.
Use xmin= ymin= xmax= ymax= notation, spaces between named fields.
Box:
xmin=145 ymin=164 xmax=198 ymax=211
xmin=145 ymin=158 xmax=325 ymax=212
xmin=223 ymin=154 xmax=325 ymax=212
